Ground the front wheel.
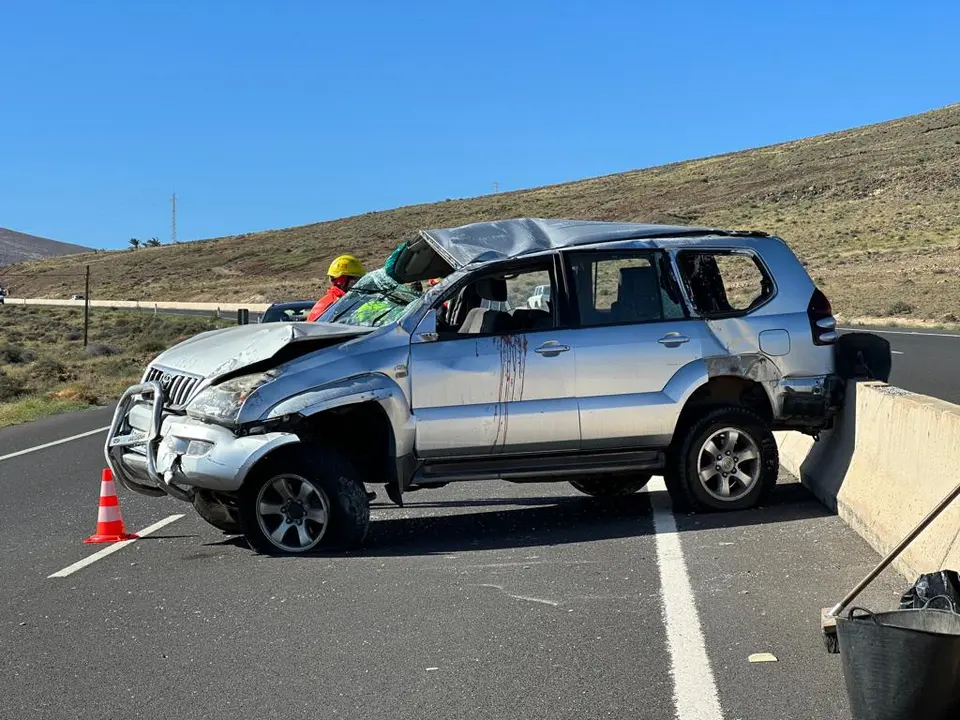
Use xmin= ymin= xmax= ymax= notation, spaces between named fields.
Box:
xmin=238 ymin=446 xmax=370 ymax=555
xmin=569 ymin=473 xmax=652 ymax=498
xmin=192 ymin=490 xmax=241 ymax=534
xmin=670 ymin=406 xmax=778 ymax=512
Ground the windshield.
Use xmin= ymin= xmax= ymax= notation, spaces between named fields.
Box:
xmin=317 ymin=267 xmax=424 ymax=327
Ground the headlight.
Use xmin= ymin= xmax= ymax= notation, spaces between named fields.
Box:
xmin=186 ymin=371 xmax=276 ymax=425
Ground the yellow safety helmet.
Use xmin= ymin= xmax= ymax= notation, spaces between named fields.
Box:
xmin=327 ymin=254 xmax=365 ymax=279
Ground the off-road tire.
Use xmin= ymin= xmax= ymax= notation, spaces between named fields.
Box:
xmin=192 ymin=490 xmax=241 ymax=534
xmin=669 ymin=405 xmax=778 ymax=512
xmin=238 ymin=445 xmax=370 ymax=555
xmin=569 ymin=473 xmax=652 ymax=498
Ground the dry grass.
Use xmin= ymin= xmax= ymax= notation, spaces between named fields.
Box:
xmin=0 ymin=306 xmax=229 ymax=427
xmin=5 ymin=103 xmax=960 ymax=322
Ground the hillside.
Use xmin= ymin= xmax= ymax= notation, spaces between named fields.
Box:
xmin=0 ymin=227 xmax=91 ymax=266
xmin=6 ymin=103 xmax=960 ymax=321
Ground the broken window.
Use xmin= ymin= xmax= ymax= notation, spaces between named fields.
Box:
xmin=438 ymin=262 xmax=557 ymax=336
xmin=676 ymin=251 xmax=773 ymax=317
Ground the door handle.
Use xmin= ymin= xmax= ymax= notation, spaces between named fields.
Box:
xmin=534 ymin=341 xmax=570 ymax=355
xmin=658 ymin=333 xmax=690 ymax=346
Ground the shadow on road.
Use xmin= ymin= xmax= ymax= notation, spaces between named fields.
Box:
xmin=198 ymin=479 xmax=833 ymax=558
xmin=355 ymin=480 xmax=831 ymax=558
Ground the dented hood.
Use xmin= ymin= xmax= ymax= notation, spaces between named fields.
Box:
xmin=149 ymin=322 xmax=373 ymax=380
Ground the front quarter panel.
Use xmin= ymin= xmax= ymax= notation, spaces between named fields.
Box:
xmin=264 ymin=373 xmax=416 ymax=459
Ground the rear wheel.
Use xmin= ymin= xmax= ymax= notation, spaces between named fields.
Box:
xmin=238 ymin=446 xmax=370 ymax=555
xmin=670 ymin=406 xmax=778 ymax=512
xmin=569 ymin=473 xmax=652 ymax=498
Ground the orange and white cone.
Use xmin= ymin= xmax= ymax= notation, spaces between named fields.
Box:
xmin=84 ymin=468 xmax=139 ymax=544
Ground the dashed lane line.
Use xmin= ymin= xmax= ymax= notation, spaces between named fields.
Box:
xmin=48 ymin=514 xmax=185 ymax=578
xmin=648 ymin=476 xmax=724 ymax=720
xmin=0 ymin=426 xmax=111 ymax=463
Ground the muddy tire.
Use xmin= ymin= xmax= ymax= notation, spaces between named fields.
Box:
xmin=238 ymin=445 xmax=370 ymax=555
xmin=569 ymin=473 xmax=652 ymax=498
xmin=192 ymin=490 xmax=241 ymax=534
xmin=669 ymin=406 xmax=778 ymax=512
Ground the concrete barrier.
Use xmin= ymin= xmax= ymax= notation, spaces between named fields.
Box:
xmin=776 ymin=381 xmax=960 ymax=580
xmin=4 ymin=298 xmax=271 ymax=313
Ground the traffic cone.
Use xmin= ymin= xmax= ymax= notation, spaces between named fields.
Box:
xmin=84 ymin=468 xmax=139 ymax=544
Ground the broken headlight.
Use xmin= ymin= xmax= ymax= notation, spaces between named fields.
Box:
xmin=186 ymin=371 xmax=276 ymax=426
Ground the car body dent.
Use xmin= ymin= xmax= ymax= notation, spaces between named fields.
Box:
xmin=154 ymin=419 xmax=300 ymax=492
xmin=265 ymin=372 xmax=416 ymax=461
xmin=237 ymin=323 xmax=412 ymax=426
xmin=148 ymin=321 xmax=374 ymax=382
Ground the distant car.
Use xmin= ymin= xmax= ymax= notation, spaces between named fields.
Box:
xmin=527 ymin=284 xmax=550 ymax=310
xmin=259 ymin=301 xmax=314 ymax=323
xmin=71 ymin=295 xmax=85 ymax=301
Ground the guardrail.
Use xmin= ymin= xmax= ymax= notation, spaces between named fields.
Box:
xmin=776 ymin=381 xmax=960 ymax=580
xmin=2 ymin=297 xmax=271 ymax=313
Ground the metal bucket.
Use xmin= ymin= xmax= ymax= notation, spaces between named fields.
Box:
xmin=837 ymin=602 xmax=960 ymax=720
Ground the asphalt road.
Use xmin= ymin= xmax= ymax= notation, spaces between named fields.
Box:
xmin=838 ymin=326 xmax=960 ymax=405
xmin=0 ymin=410 xmax=906 ymax=720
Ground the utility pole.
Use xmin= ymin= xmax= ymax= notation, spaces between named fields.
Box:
xmin=171 ymin=193 xmax=177 ymax=244
xmin=83 ymin=265 xmax=90 ymax=348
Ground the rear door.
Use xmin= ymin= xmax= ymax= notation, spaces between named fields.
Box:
xmin=563 ymin=249 xmax=706 ymax=450
xmin=409 ymin=256 xmax=581 ymax=458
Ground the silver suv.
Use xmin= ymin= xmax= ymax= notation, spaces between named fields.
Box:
xmin=106 ymin=218 xmax=844 ymax=555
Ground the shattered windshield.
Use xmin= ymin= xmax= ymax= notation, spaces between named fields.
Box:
xmin=317 ymin=267 xmax=424 ymax=327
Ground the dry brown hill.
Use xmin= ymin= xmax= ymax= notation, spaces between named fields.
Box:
xmin=5 ymin=103 xmax=960 ymax=321
xmin=0 ymin=227 xmax=91 ymax=266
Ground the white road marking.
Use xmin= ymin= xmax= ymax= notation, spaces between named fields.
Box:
xmin=48 ymin=514 xmax=185 ymax=578
xmin=839 ymin=326 xmax=960 ymax=338
xmin=0 ymin=426 xmax=111 ymax=463
xmin=647 ymin=476 xmax=724 ymax=720
xmin=891 ymin=350 xmax=904 ymax=355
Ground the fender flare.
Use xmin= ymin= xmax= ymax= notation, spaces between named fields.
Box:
xmin=263 ymin=373 xmax=415 ymax=458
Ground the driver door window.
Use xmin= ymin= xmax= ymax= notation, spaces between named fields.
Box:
xmin=437 ymin=268 xmax=555 ymax=337
xmin=410 ymin=260 xmax=580 ymax=459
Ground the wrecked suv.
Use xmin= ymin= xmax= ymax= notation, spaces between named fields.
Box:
xmin=106 ymin=218 xmax=844 ymax=555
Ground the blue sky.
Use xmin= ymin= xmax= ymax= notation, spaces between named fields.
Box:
xmin=1 ymin=0 xmax=958 ymax=250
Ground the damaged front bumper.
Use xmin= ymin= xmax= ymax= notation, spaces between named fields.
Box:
xmin=104 ymin=382 xmax=299 ymax=501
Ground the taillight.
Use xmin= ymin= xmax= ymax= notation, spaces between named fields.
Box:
xmin=807 ymin=288 xmax=837 ymax=345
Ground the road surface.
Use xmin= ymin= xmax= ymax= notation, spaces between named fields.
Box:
xmin=0 ymin=408 xmax=905 ymax=720
xmin=840 ymin=326 xmax=960 ymax=404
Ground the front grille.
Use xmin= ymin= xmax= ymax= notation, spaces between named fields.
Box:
xmin=145 ymin=366 xmax=202 ymax=409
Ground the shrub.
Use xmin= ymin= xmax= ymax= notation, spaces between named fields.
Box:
xmin=49 ymin=384 xmax=99 ymax=405
xmin=884 ymin=300 xmax=915 ymax=317
xmin=136 ymin=339 xmax=167 ymax=354
xmin=64 ymin=330 xmax=83 ymax=342
xmin=0 ymin=372 xmax=26 ymax=402
xmin=0 ymin=343 xmax=34 ymax=364
xmin=84 ymin=343 xmax=117 ymax=357
xmin=32 ymin=356 xmax=67 ymax=382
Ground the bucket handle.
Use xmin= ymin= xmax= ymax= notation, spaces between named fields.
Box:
xmin=922 ymin=594 xmax=959 ymax=612
xmin=845 ymin=607 xmax=880 ymax=623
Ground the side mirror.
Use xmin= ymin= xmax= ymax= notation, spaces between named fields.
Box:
xmin=413 ymin=308 xmax=439 ymax=343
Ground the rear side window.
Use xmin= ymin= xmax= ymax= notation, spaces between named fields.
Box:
xmin=567 ymin=251 xmax=686 ymax=327
xmin=676 ymin=251 xmax=773 ymax=317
